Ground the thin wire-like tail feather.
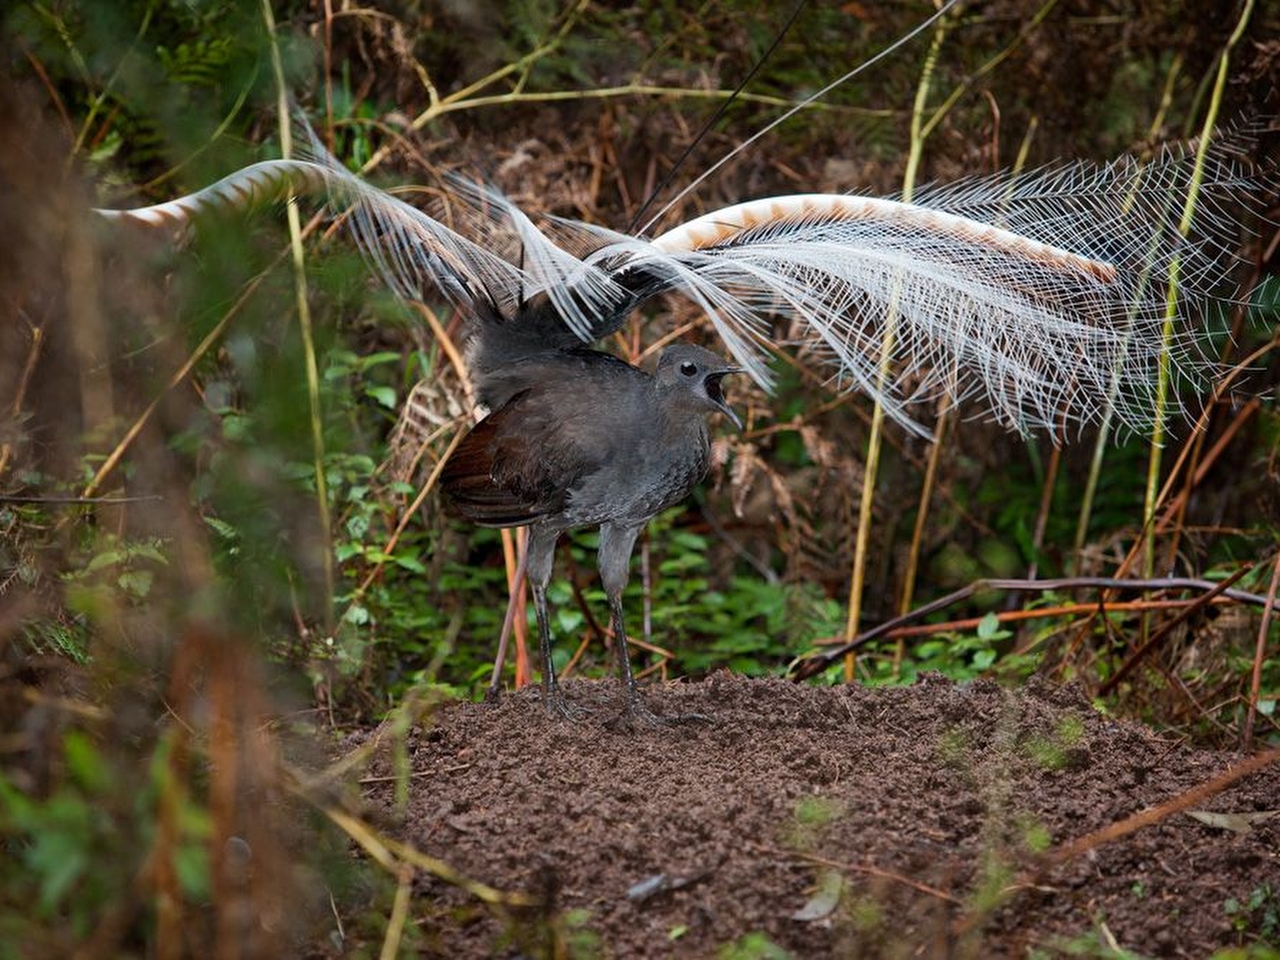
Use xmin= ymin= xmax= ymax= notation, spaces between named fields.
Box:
xmin=588 ymin=133 xmax=1270 ymax=436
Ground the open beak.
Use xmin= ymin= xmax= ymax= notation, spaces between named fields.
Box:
xmin=706 ymin=369 xmax=744 ymax=431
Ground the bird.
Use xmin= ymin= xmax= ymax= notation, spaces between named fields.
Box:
xmin=93 ymin=122 xmax=1270 ymax=720
xmin=439 ymin=342 xmax=741 ymax=722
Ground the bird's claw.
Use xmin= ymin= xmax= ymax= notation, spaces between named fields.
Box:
xmin=605 ymin=692 xmax=713 ymax=730
xmin=543 ymin=686 xmax=592 ymax=721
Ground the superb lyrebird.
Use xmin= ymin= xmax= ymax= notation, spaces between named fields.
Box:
xmin=95 ymin=123 xmax=1269 ymax=721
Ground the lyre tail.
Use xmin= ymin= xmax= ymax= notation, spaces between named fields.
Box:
xmin=93 ymin=159 xmax=333 ymax=232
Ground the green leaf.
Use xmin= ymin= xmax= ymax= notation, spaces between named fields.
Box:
xmin=64 ymin=732 xmax=109 ymax=793
xmin=976 ymin=612 xmax=1002 ymax=641
xmin=29 ymin=826 xmax=89 ymax=914
xmin=84 ymin=549 xmax=126 ymax=573
xmin=392 ymin=554 xmax=428 ymax=573
xmin=174 ymin=843 xmax=211 ymax=900
xmin=117 ymin=570 xmax=154 ymax=598
xmin=204 ymin=516 xmax=239 ymax=541
xmin=365 ymin=385 xmax=397 ymax=409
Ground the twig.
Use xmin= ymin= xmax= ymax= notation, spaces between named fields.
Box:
xmin=809 ymin=596 xmax=1255 ymax=645
xmin=793 ymin=575 xmax=1280 ymax=680
xmin=1043 ymin=744 xmax=1280 ymax=867
xmin=263 ymin=0 xmax=334 ymax=629
xmin=762 ymin=845 xmax=959 ymax=904
xmin=1242 ymin=549 xmax=1280 ymax=751
xmin=349 ymin=425 xmax=466 ymax=602
xmin=844 ymin=0 xmax=952 ymax=682
xmin=1095 ymin=565 xmax=1251 ymax=695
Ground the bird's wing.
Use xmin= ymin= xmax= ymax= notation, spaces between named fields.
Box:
xmin=440 ymin=380 xmax=619 ymax=528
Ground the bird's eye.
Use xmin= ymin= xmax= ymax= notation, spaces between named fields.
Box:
xmin=679 ymin=361 xmax=698 ymax=377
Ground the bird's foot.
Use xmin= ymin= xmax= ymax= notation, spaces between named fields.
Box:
xmin=483 ymin=684 xmax=503 ymax=704
xmin=605 ymin=690 xmax=713 ymax=730
xmin=543 ymin=685 xmax=592 ymax=721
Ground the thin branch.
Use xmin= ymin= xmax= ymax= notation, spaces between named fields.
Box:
xmin=1242 ymin=550 xmax=1280 ymax=751
xmin=793 ymin=575 xmax=1280 ymax=680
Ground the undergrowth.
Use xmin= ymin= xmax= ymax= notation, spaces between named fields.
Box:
xmin=2 ymin=0 xmax=1278 ymax=956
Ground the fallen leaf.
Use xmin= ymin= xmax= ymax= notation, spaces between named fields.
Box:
xmin=791 ymin=869 xmax=845 ymax=922
xmin=1186 ymin=809 xmax=1280 ymax=834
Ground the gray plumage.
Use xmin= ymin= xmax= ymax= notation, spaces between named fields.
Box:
xmin=441 ymin=342 xmax=740 ymax=722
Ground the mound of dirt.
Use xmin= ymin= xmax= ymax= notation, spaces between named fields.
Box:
xmin=341 ymin=675 xmax=1280 ymax=957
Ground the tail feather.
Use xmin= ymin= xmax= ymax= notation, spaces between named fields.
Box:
xmin=92 ymin=124 xmax=1274 ymax=437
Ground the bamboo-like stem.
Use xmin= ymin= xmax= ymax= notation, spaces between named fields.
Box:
xmin=378 ymin=866 xmax=414 ymax=960
xmin=1142 ymin=0 xmax=1251 ymax=579
xmin=1065 ymin=334 xmax=1277 ymax=627
xmin=843 ymin=5 xmax=951 ymax=680
xmin=898 ymin=113 xmax=1040 ymax=645
xmin=1242 ymin=549 xmax=1280 ymax=751
xmin=917 ymin=0 xmax=1061 ymax=142
xmin=898 ymin=408 xmax=948 ymax=612
xmin=1071 ymin=57 xmax=1181 ymax=573
xmin=263 ymin=0 xmax=335 ymax=628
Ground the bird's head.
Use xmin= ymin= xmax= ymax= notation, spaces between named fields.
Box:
xmin=656 ymin=344 xmax=743 ymax=430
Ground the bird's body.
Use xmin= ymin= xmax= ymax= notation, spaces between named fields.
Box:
xmin=441 ymin=343 xmax=739 ymax=722
xmin=445 ymin=350 xmax=716 ymax=530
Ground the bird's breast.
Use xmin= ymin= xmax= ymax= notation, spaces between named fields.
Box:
xmin=564 ymin=424 xmax=710 ymax=527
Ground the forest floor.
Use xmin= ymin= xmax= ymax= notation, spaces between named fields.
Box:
xmin=329 ymin=674 xmax=1280 ymax=959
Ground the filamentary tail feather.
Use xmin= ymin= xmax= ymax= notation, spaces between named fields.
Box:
xmin=92 ymin=127 xmax=1272 ymax=437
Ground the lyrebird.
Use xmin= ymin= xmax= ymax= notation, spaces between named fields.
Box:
xmin=95 ymin=110 xmax=1269 ymax=721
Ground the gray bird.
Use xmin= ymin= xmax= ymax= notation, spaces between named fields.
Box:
xmin=440 ymin=343 xmax=740 ymax=723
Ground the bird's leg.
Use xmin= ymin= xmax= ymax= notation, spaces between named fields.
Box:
xmin=598 ymin=523 xmax=710 ymax=728
xmin=604 ymin=591 xmax=662 ymax=722
xmin=526 ymin=527 xmax=587 ymax=720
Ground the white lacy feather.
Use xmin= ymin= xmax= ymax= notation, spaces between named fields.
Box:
xmin=96 ymin=127 xmax=1270 ymax=437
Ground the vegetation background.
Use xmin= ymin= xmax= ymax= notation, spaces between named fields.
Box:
xmin=1 ymin=0 xmax=1278 ymax=955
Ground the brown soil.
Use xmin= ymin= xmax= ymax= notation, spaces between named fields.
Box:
xmin=342 ymin=674 xmax=1280 ymax=958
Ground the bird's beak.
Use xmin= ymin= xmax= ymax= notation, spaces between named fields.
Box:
xmin=707 ymin=369 xmax=744 ymax=431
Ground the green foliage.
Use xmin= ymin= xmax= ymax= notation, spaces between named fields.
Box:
xmin=786 ymin=794 xmax=843 ymax=850
xmin=550 ymin=509 xmax=845 ymax=681
xmin=717 ymin=931 xmax=796 ymax=960
xmin=0 ymin=729 xmax=210 ymax=950
xmin=553 ymin=908 xmax=603 ymax=960
xmin=1023 ymin=713 xmax=1087 ymax=772
xmin=1032 ymin=929 xmax=1153 ymax=959
xmin=65 ymin=534 xmax=168 ymax=605
xmin=5 ymin=0 xmax=1279 ymax=954
xmin=853 ymin=610 xmax=1039 ymax=687
xmin=1225 ymin=885 xmax=1280 ymax=947
xmin=8 ymin=0 xmax=290 ymax=178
